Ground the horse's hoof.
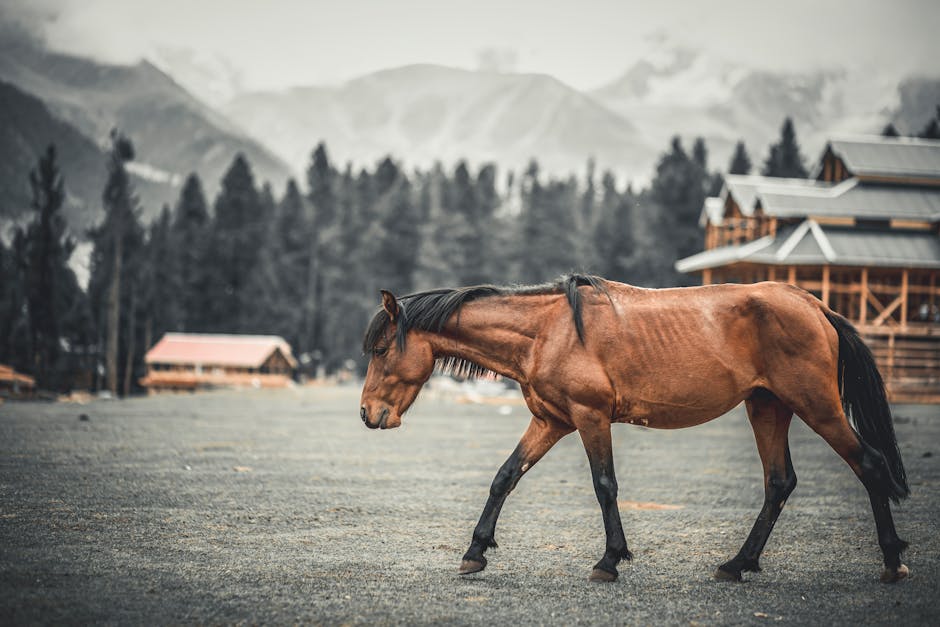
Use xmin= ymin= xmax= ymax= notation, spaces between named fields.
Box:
xmin=881 ymin=564 xmax=910 ymax=583
xmin=589 ymin=568 xmax=618 ymax=583
xmin=458 ymin=559 xmax=486 ymax=575
xmin=714 ymin=566 xmax=743 ymax=582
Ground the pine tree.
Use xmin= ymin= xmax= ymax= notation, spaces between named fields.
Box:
xmin=92 ymin=130 xmax=140 ymax=396
xmin=761 ymin=118 xmax=808 ymax=178
xmin=0 ymin=238 xmax=29 ymax=370
xmin=728 ymin=141 xmax=752 ymax=175
xmin=205 ymin=154 xmax=263 ymax=332
xmin=592 ymin=171 xmax=634 ymax=281
xmin=881 ymin=123 xmax=900 ymax=138
xmin=171 ymin=173 xmax=210 ymax=331
xmin=143 ymin=205 xmax=179 ymax=349
xmin=302 ymin=143 xmax=339 ymax=374
xmin=920 ymin=108 xmax=940 ymax=140
xmin=16 ymin=145 xmax=76 ymax=388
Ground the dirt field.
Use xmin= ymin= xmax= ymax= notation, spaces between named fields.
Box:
xmin=1 ymin=385 xmax=938 ymax=625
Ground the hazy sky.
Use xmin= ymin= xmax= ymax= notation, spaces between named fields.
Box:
xmin=4 ymin=0 xmax=939 ymax=92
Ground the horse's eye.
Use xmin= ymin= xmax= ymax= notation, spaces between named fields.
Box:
xmin=373 ymin=346 xmax=388 ymax=357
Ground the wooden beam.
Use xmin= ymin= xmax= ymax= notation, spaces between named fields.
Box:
xmin=822 ymin=265 xmax=831 ymax=306
xmin=860 ymin=268 xmax=868 ymax=324
xmin=872 ymin=295 xmax=903 ymax=326
xmin=901 ymin=269 xmax=909 ymax=328
xmin=787 ymin=266 xmax=796 ymax=285
xmin=702 ymin=268 xmax=712 ymax=285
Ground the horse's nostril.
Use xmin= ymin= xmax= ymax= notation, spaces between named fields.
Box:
xmin=360 ymin=407 xmax=367 ymax=422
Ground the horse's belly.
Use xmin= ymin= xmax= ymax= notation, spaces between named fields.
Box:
xmin=613 ymin=374 xmax=750 ymax=429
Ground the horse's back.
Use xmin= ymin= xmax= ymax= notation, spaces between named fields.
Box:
xmin=576 ymin=281 xmax=837 ymax=428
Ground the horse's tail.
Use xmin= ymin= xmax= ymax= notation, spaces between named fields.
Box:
xmin=824 ymin=309 xmax=909 ymax=502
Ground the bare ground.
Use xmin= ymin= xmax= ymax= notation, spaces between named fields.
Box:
xmin=0 ymin=385 xmax=938 ymax=625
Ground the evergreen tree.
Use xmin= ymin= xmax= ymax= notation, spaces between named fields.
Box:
xmin=204 ymin=154 xmax=263 ymax=332
xmin=728 ymin=141 xmax=752 ymax=175
xmin=516 ymin=161 xmax=580 ymax=284
xmin=761 ymin=118 xmax=808 ymax=178
xmin=303 ymin=142 xmax=339 ymax=373
xmin=1 ymin=225 xmax=29 ymax=373
xmin=16 ymin=145 xmax=75 ymax=388
xmin=919 ymin=108 xmax=940 ymax=139
xmin=89 ymin=130 xmax=142 ymax=396
xmin=171 ymin=173 xmax=210 ymax=331
xmin=592 ymin=171 xmax=634 ymax=281
xmin=881 ymin=123 xmax=900 ymax=137
xmin=143 ymin=205 xmax=179 ymax=349
xmin=371 ymin=159 xmax=421 ymax=295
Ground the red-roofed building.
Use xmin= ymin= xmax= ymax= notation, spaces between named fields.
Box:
xmin=140 ymin=333 xmax=297 ymax=392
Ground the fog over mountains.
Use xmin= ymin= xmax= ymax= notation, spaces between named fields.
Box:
xmin=1 ymin=32 xmax=938 ymax=234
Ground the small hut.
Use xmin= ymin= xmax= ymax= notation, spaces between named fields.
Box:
xmin=0 ymin=364 xmax=36 ymax=399
xmin=140 ymin=333 xmax=297 ymax=392
xmin=676 ymin=136 xmax=940 ymax=402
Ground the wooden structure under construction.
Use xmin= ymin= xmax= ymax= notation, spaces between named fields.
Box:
xmin=678 ymin=136 xmax=940 ymax=402
xmin=140 ymin=333 xmax=297 ymax=392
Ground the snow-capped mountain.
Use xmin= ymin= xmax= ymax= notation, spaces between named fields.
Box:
xmin=223 ymin=64 xmax=654 ymax=179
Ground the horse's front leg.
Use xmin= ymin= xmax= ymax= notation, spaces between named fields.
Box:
xmin=458 ymin=415 xmax=572 ymax=575
xmin=579 ymin=421 xmax=632 ymax=582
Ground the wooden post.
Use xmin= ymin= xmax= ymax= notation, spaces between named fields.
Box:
xmin=787 ymin=266 xmax=796 ymax=286
xmin=860 ymin=268 xmax=868 ymax=325
xmin=702 ymin=268 xmax=712 ymax=286
xmin=901 ymin=269 xmax=909 ymax=328
xmin=768 ymin=266 xmax=776 ymax=282
xmin=822 ymin=265 xmax=831 ymax=307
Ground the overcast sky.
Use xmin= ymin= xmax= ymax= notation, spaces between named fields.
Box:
xmin=4 ymin=0 xmax=939 ymax=93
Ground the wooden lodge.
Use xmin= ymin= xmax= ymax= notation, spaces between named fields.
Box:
xmin=0 ymin=364 xmax=36 ymax=400
xmin=140 ymin=333 xmax=297 ymax=392
xmin=677 ymin=136 xmax=940 ymax=403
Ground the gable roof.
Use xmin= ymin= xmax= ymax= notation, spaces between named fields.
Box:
xmin=145 ymin=333 xmax=297 ymax=369
xmin=758 ymin=183 xmax=940 ymax=221
xmin=824 ymin=136 xmax=940 ymax=180
xmin=722 ymin=174 xmax=831 ymax=217
xmin=677 ymin=219 xmax=940 ymax=273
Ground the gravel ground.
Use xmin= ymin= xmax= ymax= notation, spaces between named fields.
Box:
xmin=0 ymin=384 xmax=937 ymax=625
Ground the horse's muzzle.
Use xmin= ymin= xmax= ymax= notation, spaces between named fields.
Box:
xmin=361 ymin=406 xmax=390 ymax=430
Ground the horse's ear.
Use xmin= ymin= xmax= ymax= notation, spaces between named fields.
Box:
xmin=380 ymin=289 xmax=400 ymax=321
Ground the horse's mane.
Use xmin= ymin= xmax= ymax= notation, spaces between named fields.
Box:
xmin=362 ymin=273 xmax=609 ymax=379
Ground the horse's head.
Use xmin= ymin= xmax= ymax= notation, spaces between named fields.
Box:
xmin=360 ymin=290 xmax=434 ymax=430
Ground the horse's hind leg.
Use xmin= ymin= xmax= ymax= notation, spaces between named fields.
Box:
xmin=458 ymin=415 xmax=572 ymax=575
xmin=717 ymin=391 xmax=796 ymax=581
xmin=797 ymin=402 xmax=909 ymax=583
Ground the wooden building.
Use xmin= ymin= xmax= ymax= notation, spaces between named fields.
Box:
xmin=677 ymin=136 xmax=940 ymax=402
xmin=140 ymin=333 xmax=297 ymax=392
xmin=0 ymin=364 xmax=36 ymax=400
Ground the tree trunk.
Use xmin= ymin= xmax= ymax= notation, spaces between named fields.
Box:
xmin=106 ymin=232 xmax=123 ymax=396
xmin=123 ymin=287 xmax=136 ymax=398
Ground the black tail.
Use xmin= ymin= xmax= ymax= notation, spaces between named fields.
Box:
xmin=824 ymin=310 xmax=909 ymax=502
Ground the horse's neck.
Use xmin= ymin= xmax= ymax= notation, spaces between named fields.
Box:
xmin=420 ymin=294 xmax=554 ymax=382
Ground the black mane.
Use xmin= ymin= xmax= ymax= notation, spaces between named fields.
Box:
xmin=362 ymin=273 xmax=609 ymax=378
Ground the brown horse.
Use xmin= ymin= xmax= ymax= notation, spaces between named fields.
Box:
xmin=359 ymin=274 xmax=909 ymax=583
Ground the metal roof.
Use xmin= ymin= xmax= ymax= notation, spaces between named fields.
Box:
xmin=676 ymin=220 xmax=940 ymax=273
xmin=827 ymin=136 xmax=940 ymax=180
xmin=145 ymin=333 xmax=298 ymax=368
xmin=722 ymin=175 xmax=831 ymax=217
xmin=758 ymin=183 xmax=940 ymax=221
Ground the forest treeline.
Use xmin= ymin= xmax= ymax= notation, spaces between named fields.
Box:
xmin=5 ymin=114 xmax=924 ymax=394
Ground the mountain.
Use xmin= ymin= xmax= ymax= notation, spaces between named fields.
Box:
xmin=0 ymin=79 xmax=176 ymax=235
xmin=591 ymin=48 xmax=919 ymax=172
xmin=0 ymin=39 xmax=292 ymax=217
xmin=223 ymin=64 xmax=654 ymax=178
